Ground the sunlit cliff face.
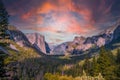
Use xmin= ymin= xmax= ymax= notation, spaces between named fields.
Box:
xmin=3 ymin=0 xmax=120 ymax=44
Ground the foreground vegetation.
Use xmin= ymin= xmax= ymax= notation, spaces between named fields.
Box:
xmin=2 ymin=43 xmax=120 ymax=80
xmin=44 ymin=71 xmax=105 ymax=80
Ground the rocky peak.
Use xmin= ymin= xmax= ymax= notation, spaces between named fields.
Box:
xmin=73 ymin=36 xmax=86 ymax=44
xmin=25 ymin=33 xmax=46 ymax=53
xmin=53 ymin=42 xmax=68 ymax=55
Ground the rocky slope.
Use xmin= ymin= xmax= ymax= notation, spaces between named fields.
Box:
xmin=8 ymin=26 xmax=31 ymax=47
xmin=53 ymin=23 xmax=120 ymax=55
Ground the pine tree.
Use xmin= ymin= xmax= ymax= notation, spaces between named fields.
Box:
xmin=97 ymin=47 xmax=110 ymax=72
xmin=0 ymin=0 xmax=9 ymax=41
xmin=90 ymin=56 xmax=99 ymax=76
xmin=97 ymin=47 xmax=115 ymax=80
xmin=83 ymin=57 xmax=91 ymax=75
xmin=0 ymin=0 xmax=9 ymax=79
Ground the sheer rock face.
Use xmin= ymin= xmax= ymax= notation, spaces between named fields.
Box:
xmin=113 ymin=25 xmax=120 ymax=40
xmin=45 ymin=42 xmax=51 ymax=53
xmin=26 ymin=33 xmax=46 ymax=53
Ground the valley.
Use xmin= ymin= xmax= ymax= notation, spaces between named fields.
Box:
xmin=0 ymin=23 xmax=120 ymax=80
xmin=1 ymin=0 xmax=120 ymax=80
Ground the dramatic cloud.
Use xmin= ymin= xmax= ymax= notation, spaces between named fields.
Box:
xmin=3 ymin=0 xmax=120 ymax=44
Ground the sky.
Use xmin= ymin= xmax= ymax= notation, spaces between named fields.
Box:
xmin=3 ymin=0 xmax=120 ymax=45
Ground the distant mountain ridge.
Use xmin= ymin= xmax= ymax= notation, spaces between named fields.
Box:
xmin=7 ymin=22 xmax=120 ymax=55
xmin=53 ymin=23 xmax=120 ymax=55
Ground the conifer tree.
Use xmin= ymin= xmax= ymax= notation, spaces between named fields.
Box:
xmin=0 ymin=0 xmax=9 ymax=41
xmin=83 ymin=57 xmax=91 ymax=75
xmin=90 ymin=56 xmax=99 ymax=76
xmin=97 ymin=47 xmax=115 ymax=80
xmin=0 ymin=0 xmax=9 ymax=79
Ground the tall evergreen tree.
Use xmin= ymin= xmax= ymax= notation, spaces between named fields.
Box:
xmin=90 ymin=56 xmax=99 ymax=76
xmin=0 ymin=0 xmax=9 ymax=79
xmin=83 ymin=57 xmax=91 ymax=75
xmin=97 ymin=47 xmax=115 ymax=80
xmin=0 ymin=0 xmax=9 ymax=41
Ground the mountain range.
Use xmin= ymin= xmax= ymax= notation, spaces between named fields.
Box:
xmin=53 ymin=22 xmax=120 ymax=55
xmin=1 ymin=22 xmax=120 ymax=56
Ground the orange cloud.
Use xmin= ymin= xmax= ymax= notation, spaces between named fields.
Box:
xmin=21 ymin=8 xmax=36 ymax=20
xmin=20 ymin=0 xmax=111 ymax=36
xmin=24 ymin=10 xmax=96 ymax=35
xmin=21 ymin=0 xmax=73 ymax=19
xmin=36 ymin=2 xmax=56 ymax=14
xmin=67 ymin=19 xmax=89 ymax=34
xmin=78 ymin=9 xmax=92 ymax=22
xmin=22 ymin=12 xmax=32 ymax=19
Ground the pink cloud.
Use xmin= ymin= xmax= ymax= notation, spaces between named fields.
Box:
xmin=36 ymin=2 xmax=56 ymax=14
xmin=22 ymin=12 xmax=33 ymax=20
xmin=19 ymin=0 xmax=113 ymax=36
